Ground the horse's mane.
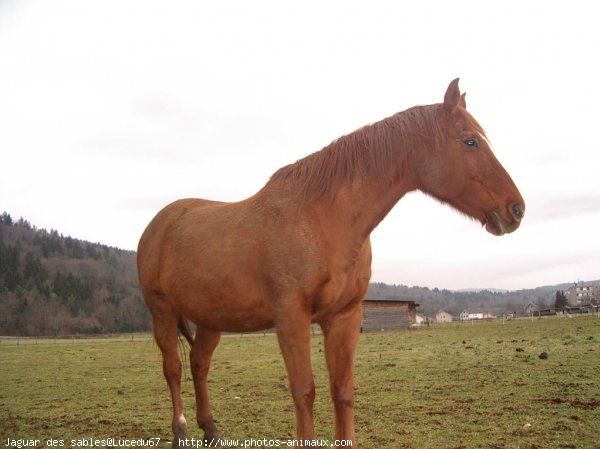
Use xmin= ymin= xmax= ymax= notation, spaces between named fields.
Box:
xmin=267 ymin=104 xmax=450 ymax=202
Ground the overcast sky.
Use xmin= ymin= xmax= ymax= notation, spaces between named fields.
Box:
xmin=1 ymin=1 xmax=599 ymax=291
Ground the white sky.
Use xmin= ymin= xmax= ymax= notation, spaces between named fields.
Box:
xmin=1 ymin=0 xmax=599 ymax=291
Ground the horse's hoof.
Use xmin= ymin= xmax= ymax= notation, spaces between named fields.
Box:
xmin=203 ymin=430 xmax=225 ymax=447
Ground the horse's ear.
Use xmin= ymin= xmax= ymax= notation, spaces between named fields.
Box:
xmin=443 ymin=78 xmax=461 ymax=112
xmin=459 ymin=92 xmax=467 ymax=109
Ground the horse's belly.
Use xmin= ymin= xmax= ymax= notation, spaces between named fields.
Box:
xmin=176 ymin=292 xmax=275 ymax=333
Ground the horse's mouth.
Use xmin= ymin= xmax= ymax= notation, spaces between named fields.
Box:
xmin=485 ymin=204 xmax=524 ymax=236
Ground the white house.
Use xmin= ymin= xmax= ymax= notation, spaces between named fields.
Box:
xmin=460 ymin=309 xmax=484 ymax=321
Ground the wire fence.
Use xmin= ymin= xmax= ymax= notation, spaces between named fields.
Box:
xmin=1 ymin=310 xmax=598 ymax=345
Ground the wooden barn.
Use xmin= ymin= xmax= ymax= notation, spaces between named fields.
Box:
xmin=361 ymin=299 xmax=419 ymax=331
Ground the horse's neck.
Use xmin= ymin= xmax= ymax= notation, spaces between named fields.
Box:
xmin=261 ymin=110 xmax=433 ymax=249
xmin=319 ymin=167 xmax=417 ymax=243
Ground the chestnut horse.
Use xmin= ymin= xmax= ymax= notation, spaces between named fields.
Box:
xmin=137 ymin=79 xmax=524 ymax=447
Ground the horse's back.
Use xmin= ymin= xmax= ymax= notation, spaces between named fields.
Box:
xmin=137 ymin=198 xmax=224 ymax=298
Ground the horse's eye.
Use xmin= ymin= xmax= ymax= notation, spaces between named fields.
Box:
xmin=463 ymin=138 xmax=479 ymax=148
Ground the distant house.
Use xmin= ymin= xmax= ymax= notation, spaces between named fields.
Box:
xmin=435 ymin=311 xmax=453 ymax=323
xmin=459 ymin=309 xmax=485 ymax=321
xmin=415 ymin=314 xmax=427 ymax=326
xmin=362 ymin=299 xmax=419 ymax=331
xmin=568 ymin=283 xmax=600 ymax=306
xmin=524 ymin=302 xmax=540 ymax=315
xmin=525 ymin=302 xmax=561 ymax=317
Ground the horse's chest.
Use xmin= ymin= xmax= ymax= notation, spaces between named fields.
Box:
xmin=311 ymin=271 xmax=369 ymax=322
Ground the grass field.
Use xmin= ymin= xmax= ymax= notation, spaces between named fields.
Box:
xmin=1 ymin=315 xmax=599 ymax=448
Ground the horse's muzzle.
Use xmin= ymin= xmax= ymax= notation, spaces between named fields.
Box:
xmin=486 ymin=202 xmax=524 ymax=236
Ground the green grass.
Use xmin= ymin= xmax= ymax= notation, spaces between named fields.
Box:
xmin=1 ymin=316 xmax=599 ymax=448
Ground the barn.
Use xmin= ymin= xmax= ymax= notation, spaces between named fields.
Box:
xmin=361 ymin=299 xmax=419 ymax=331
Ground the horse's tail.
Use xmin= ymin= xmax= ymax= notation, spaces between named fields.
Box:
xmin=177 ymin=315 xmax=195 ymax=346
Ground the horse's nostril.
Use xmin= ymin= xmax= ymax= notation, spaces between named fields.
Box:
xmin=511 ymin=203 xmax=523 ymax=221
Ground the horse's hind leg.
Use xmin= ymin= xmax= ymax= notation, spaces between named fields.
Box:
xmin=190 ymin=327 xmax=222 ymax=445
xmin=152 ymin=312 xmax=190 ymax=448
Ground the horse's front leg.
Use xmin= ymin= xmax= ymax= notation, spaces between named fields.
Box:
xmin=275 ymin=299 xmax=315 ymax=440
xmin=321 ymin=304 xmax=363 ymax=446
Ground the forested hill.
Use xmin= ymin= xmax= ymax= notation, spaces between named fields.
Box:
xmin=0 ymin=212 xmax=148 ymax=336
xmin=366 ymin=282 xmax=580 ymax=317
xmin=0 ymin=212 xmax=593 ymax=336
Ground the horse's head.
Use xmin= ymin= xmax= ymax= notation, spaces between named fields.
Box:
xmin=415 ymin=78 xmax=524 ymax=236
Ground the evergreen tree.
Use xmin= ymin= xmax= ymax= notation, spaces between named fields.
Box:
xmin=24 ymin=253 xmax=49 ymax=288
xmin=554 ymin=290 xmax=568 ymax=309
xmin=1 ymin=211 xmax=13 ymax=225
